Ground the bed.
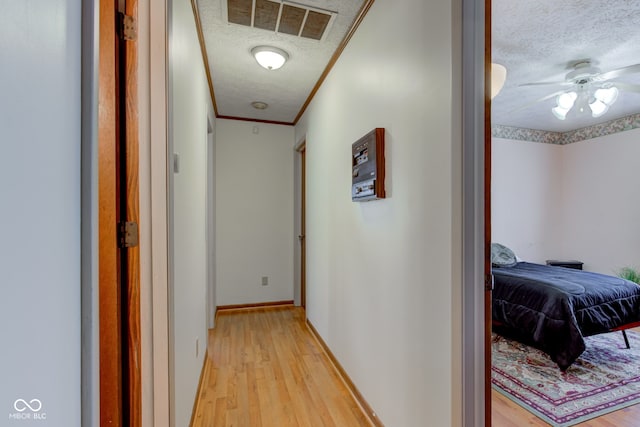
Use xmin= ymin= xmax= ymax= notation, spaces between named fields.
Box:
xmin=491 ymin=247 xmax=640 ymax=371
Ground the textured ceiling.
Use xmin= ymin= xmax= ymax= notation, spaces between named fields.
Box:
xmin=199 ymin=0 xmax=640 ymax=129
xmin=198 ymin=0 xmax=365 ymax=124
xmin=492 ymin=0 xmax=640 ymax=132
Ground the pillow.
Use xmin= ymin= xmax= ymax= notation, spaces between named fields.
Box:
xmin=491 ymin=243 xmax=518 ymax=267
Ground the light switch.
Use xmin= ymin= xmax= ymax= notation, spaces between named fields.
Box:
xmin=173 ymin=153 xmax=180 ymax=173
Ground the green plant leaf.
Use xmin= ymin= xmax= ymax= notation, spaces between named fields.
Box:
xmin=618 ymin=266 xmax=640 ymax=284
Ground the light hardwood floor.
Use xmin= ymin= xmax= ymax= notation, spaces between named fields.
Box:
xmin=492 ymin=389 xmax=640 ymax=426
xmin=192 ymin=306 xmax=640 ymax=426
xmin=191 ymin=306 xmax=373 ymax=427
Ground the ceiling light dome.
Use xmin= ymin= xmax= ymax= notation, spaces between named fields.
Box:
xmin=491 ymin=63 xmax=507 ymax=99
xmin=251 ymin=101 xmax=268 ymax=110
xmin=251 ymin=46 xmax=289 ymax=70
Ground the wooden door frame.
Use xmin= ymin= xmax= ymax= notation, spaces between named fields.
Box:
xmin=484 ymin=0 xmax=492 ymax=424
xmin=121 ymin=0 xmax=142 ymax=423
xmin=98 ymin=0 xmax=123 ymax=422
xmin=295 ymin=141 xmax=306 ymax=309
xmin=98 ymin=0 xmax=142 ymax=424
xmin=293 ymin=141 xmax=307 ymax=308
xmin=300 ymin=144 xmax=306 ymax=309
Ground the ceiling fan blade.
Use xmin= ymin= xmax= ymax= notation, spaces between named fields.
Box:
xmin=595 ymin=64 xmax=640 ymax=81
xmin=508 ymin=90 xmax=567 ymax=113
xmin=519 ymin=81 xmax=572 ymax=87
xmin=611 ymin=82 xmax=640 ymax=93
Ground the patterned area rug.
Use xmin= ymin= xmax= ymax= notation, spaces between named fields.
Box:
xmin=492 ymin=331 xmax=640 ymax=426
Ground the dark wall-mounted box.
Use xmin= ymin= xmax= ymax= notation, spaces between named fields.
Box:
xmin=351 ymin=128 xmax=385 ymax=202
xmin=546 ymin=260 xmax=583 ymax=270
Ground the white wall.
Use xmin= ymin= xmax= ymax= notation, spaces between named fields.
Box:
xmin=294 ymin=0 xmax=459 ymax=425
xmin=169 ymin=0 xmax=212 ymax=424
xmin=215 ymin=119 xmax=295 ymax=306
xmin=560 ymin=129 xmax=640 ymax=274
xmin=0 ymin=1 xmax=82 ymax=425
xmin=493 ymin=130 xmax=640 ymax=274
xmin=492 ymin=138 xmax=564 ymax=263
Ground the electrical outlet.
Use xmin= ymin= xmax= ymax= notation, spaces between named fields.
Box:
xmin=195 ymin=337 xmax=199 ymax=357
xmin=262 ymin=276 xmax=268 ymax=286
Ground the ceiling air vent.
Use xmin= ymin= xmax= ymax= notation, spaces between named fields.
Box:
xmin=226 ymin=0 xmax=337 ymax=41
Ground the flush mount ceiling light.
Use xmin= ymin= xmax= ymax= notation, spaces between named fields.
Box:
xmin=251 ymin=46 xmax=289 ymax=70
xmin=251 ymin=101 xmax=268 ymax=110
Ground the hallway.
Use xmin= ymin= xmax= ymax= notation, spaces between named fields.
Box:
xmin=191 ymin=307 xmax=374 ymax=426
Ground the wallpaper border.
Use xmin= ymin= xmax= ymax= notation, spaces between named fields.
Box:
xmin=492 ymin=113 xmax=640 ymax=144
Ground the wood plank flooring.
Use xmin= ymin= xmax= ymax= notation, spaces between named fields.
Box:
xmin=492 ymin=388 xmax=640 ymax=426
xmin=191 ymin=306 xmax=373 ymax=427
xmin=192 ymin=306 xmax=640 ymax=426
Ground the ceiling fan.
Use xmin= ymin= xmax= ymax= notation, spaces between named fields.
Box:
xmin=518 ymin=60 xmax=640 ymax=120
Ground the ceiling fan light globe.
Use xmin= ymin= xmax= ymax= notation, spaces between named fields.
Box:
xmin=557 ymin=91 xmax=577 ymax=109
xmin=594 ymin=86 xmax=618 ymax=105
xmin=552 ymin=106 xmax=570 ymax=120
xmin=589 ymin=99 xmax=608 ymax=117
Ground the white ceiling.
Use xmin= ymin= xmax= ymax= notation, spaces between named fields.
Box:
xmin=492 ymin=0 xmax=640 ymax=132
xmin=197 ymin=0 xmax=366 ymax=124
xmin=197 ymin=0 xmax=640 ymax=130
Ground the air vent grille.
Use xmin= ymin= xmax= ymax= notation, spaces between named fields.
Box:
xmin=226 ymin=0 xmax=336 ymax=41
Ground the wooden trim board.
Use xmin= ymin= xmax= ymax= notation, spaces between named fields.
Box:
xmin=122 ymin=0 xmax=142 ymax=423
xmin=485 ymin=0 xmax=493 ymax=423
xmin=217 ymin=115 xmax=294 ymax=126
xmin=293 ymin=0 xmax=376 ymax=124
xmin=216 ymin=300 xmax=295 ymax=312
xmin=306 ymin=319 xmax=384 ymax=427
xmin=98 ymin=0 xmax=142 ymax=422
xmin=190 ymin=0 xmax=218 ymax=115
xmin=98 ymin=0 xmax=122 ymax=421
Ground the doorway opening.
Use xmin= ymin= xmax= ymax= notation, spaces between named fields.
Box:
xmin=295 ymin=141 xmax=306 ymax=309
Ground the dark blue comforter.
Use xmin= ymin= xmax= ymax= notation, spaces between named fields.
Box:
xmin=492 ymin=262 xmax=640 ymax=370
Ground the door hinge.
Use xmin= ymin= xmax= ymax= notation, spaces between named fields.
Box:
xmin=485 ymin=273 xmax=494 ymax=291
xmin=119 ymin=13 xmax=137 ymax=41
xmin=118 ymin=221 xmax=139 ymax=248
